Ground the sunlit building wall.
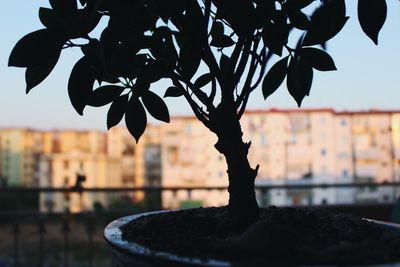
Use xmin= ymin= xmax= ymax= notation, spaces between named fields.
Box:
xmin=39 ymin=151 xmax=122 ymax=213
xmin=160 ymin=117 xmax=228 ymax=209
xmin=351 ymin=112 xmax=394 ymax=202
xmin=160 ymin=109 xmax=400 ymax=208
xmin=391 ymin=113 xmax=400 ymax=183
xmin=0 ymin=129 xmax=45 ymax=186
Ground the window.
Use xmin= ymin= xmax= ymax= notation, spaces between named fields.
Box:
xmin=167 ymin=146 xmax=179 ymax=165
xmin=321 ymin=165 xmax=328 ymax=174
xmin=186 ymin=124 xmax=192 ymax=135
xmin=260 ymin=134 xmax=267 ymax=145
xmin=341 ymin=119 xmax=347 ymax=127
xmin=123 ymin=144 xmax=135 ymax=155
xmin=290 ymin=134 xmax=297 ymax=144
xmin=321 ymin=149 xmax=327 ymax=156
xmin=342 ymin=169 xmax=349 ymax=178
xmin=63 ymin=161 xmax=69 ymax=169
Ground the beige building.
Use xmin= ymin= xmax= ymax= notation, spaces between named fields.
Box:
xmin=53 ymin=130 xmax=106 ymax=154
xmin=106 ymin=125 xmax=162 ymax=203
xmin=160 ymin=117 xmax=228 ymax=208
xmin=39 ymin=151 xmax=122 ymax=213
xmin=391 ymin=113 xmax=400 ymax=183
xmin=350 ymin=111 xmax=394 ymax=202
xmin=0 ymin=129 xmax=46 ymax=186
xmin=2 ymin=109 xmax=400 ymax=210
xmin=159 ymin=109 xmax=400 ymax=208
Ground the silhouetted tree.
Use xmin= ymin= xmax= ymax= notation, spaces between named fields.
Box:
xmin=9 ymin=0 xmax=388 ymax=230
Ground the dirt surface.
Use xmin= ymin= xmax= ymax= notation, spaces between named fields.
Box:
xmin=121 ymin=206 xmax=400 ymax=265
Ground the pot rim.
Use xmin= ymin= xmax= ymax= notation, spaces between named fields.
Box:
xmin=104 ymin=209 xmax=230 ymax=267
xmin=104 ymin=209 xmax=400 ymax=267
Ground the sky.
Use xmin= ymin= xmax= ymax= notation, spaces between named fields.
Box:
xmin=1 ymin=0 xmax=400 ymax=130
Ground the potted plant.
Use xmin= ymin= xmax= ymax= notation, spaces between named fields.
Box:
xmin=9 ymin=0 xmax=400 ymax=265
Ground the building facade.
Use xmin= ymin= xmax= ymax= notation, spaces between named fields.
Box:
xmin=39 ymin=151 xmax=122 ymax=213
xmin=2 ymin=109 xmax=400 ymax=210
xmin=159 ymin=109 xmax=400 ymax=208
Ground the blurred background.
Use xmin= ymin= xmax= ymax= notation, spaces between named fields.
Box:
xmin=2 ymin=0 xmax=400 ymax=267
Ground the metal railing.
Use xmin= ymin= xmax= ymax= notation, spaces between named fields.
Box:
xmin=0 ymin=182 xmax=399 ymax=267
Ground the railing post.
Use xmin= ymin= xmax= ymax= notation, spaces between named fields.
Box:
xmin=85 ymin=214 xmax=95 ymax=267
xmin=11 ymin=220 xmax=20 ymax=267
xmin=62 ymin=212 xmax=70 ymax=267
xmin=37 ymin=217 xmax=46 ymax=267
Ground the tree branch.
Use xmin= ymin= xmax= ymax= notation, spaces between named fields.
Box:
xmin=204 ymin=0 xmax=212 ymax=31
xmin=172 ymin=73 xmax=215 ymax=112
xmin=235 ymin=37 xmax=261 ymax=111
xmin=210 ymin=77 xmax=217 ymax=104
xmin=233 ymin=39 xmax=252 ymax=87
xmin=237 ymin=91 xmax=250 ymax=119
xmin=202 ymin=45 xmax=223 ymax=86
xmin=171 ymin=77 xmax=210 ymax=127
xmin=250 ymin=48 xmax=271 ymax=91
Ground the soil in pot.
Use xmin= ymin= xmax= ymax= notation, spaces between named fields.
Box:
xmin=121 ymin=206 xmax=400 ymax=265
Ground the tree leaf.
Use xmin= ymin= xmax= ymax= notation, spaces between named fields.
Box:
xmin=179 ymin=42 xmax=201 ymax=80
xmin=255 ymin=0 xmax=275 ymax=28
xmin=164 ymin=86 xmax=185 ymax=97
xmin=299 ymin=58 xmax=313 ymax=96
xmin=358 ymin=0 xmax=387 ymax=45
xmin=50 ymin=0 xmax=77 ymax=15
xmin=133 ymin=76 xmax=151 ymax=98
xmin=142 ymin=90 xmax=170 ymax=123
xmin=210 ymin=35 xmax=235 ymax=48
xmin=67 ymin=56 xmax=96 ymax=115
xmin=220 ymin=54 xmax=231 ymax=76
xmin=211 ymin=21 xmax=224 ymax=37
xmin=194 ymin=73 xmax=212 ymax=89
xmin=25 ymin=55 xmax=59 ymax=93
xmin=88 ymin=85 xmax=125 ymax=107
xmin=303 ymin=1 xmax=348 ymax=46
xmin=212 ymin=0 xmax=255 ymax=37
xmin=9 ymin=29 xmax=65 ymax=67
xmin=288 ymin=10 xmax=310 ymax=30
xmin=181 ymin=0 xmax=205 ymax=42
xmin=125 ymin=97 xmax=147 ymax=143
xmin=150 ymin=26 xmax=177 ymax=67
xmin=107 ymin=94 xmax=128 ymax=130
xmin=301 ymin=48 xmax=336 ymax=71
xmin=262 ymin=22 xmax=290 ymax=56
xmin=39 ymin=8 xmax=59 ymax=30
xmin=285 ymin=0 xmax=314 ymax=10
xmin=262 ymin=56 xmax=289 ymax=100
xmin=287 ymin=57 xmax=313 ymax=107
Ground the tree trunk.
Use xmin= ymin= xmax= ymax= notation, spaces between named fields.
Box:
xmin=209 ymin=104 xmax=259 ymax=231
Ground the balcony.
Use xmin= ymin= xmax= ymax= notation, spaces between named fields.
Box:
xmin=0 ymin=183 xmax=399 ymax=267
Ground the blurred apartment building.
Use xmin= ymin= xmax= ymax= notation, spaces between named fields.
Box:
xmin=38 ymin=130 xmax=121 ymax=212
xmin=107 ymin=125 xmax=162 ymax=207
xmin=160 ymin=109 xmax=400 ymax=208
xmin=0 ymin=129 xmax=44 ymax=186
xmin=1 ymin=109 xmax=400 ymax=210
xmin=0 ymin=127 xmax=161 ymax=212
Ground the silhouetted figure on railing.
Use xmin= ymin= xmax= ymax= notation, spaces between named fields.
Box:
xmin=71 ymin=174 xmax=86 ymax=192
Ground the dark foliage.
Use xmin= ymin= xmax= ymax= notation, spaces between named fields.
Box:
xmin=9 ymin=0 xmax=388 ymax=140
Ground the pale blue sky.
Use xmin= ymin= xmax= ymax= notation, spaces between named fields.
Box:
xmin=1 ymin=1 xmax=400 ymax=130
